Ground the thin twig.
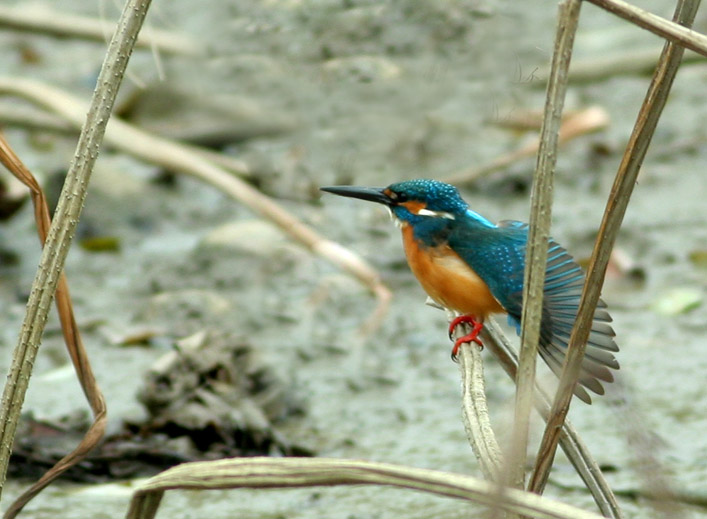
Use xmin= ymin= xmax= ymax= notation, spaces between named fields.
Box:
xmin=585 ymin=0 xmax=707 ymax=57
xmin=0 ymin=5 xmax=198 ymax=56
xmin=0 ymin=78 xmax=392 ymax=334
xmin=528 ymin=0 xmax=700 ymax=497
xmin=0 ymin=0 xmax=151 ymax=501
xmin=124 ymin=457 xmax=608 ymax=519
xmin=482 ymin=319 xmax=623 ymax=519
xmin=508 ymin=0 xmax=582 ymax=496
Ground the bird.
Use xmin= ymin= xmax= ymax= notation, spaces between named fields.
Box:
xmin=320 ymin=178 xmax=619 ymax=403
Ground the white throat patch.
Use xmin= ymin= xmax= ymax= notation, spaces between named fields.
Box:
xmin=386 ymin=206 xmax=404 ymax=228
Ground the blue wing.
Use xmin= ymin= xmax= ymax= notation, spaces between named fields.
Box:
xmin=448 ymin=218 xmax=619 ymax=404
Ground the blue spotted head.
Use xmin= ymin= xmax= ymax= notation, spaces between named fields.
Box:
xmin=321 ymin=179 xmax=474 ymax=227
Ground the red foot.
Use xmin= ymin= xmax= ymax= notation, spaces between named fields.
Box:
xmin=448 ymin=315 xmax=484 ymax=359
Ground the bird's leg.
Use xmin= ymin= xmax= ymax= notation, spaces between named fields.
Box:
xmin=448 ymin=315 xmax=484 ymax=359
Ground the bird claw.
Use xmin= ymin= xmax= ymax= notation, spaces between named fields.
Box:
xmin=448 ymin=315 xmax=478 ymax=339
xmin=449 ymin=315 xmax=484 ymax=361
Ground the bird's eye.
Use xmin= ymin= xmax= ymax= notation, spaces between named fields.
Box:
xmin=392 ymin=191 xmax=408 ymax=203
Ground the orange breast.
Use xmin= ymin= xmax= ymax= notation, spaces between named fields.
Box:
xmin=401 ymin=225 xmax=505 ymax=319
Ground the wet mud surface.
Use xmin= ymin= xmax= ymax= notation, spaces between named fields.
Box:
xmin=0 ymin=1 xmax=706 ymax=518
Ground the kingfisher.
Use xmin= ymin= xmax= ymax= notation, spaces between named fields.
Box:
xmin=321 ymin=179 xmax=619 ymax=403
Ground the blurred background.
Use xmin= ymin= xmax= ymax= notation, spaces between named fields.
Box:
xmin=0 ymin=1 xmax=706 ymax=517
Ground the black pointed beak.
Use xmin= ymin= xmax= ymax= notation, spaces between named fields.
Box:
xmin=320 ymin=185 xmax=393 ymax=206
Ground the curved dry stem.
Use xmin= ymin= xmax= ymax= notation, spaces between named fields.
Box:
xmin=0 ymin=78 xmax=391 ymax=334
xmin=125 ymin=457 xmax=608 ymax=519
xmin=458 ymin=343 xmax=503 ymax=481
xmin=0 ymin=103 xmax=254 ymax=179
xmin=0 ymin=134 xmax=107 ymax=519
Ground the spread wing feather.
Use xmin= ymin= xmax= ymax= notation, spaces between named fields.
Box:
xmin=448 ymin=218 xmax=619 ymax=404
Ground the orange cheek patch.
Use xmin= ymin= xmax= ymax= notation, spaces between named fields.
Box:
xmin=400 ymin=200 xmax=427 ymax=214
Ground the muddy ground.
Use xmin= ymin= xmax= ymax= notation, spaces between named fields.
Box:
xmin=0 ymin=1 xmax=706 ymax=518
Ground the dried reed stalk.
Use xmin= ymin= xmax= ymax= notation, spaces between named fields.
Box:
xmin=481 ymin=319 xmax=623 ymax=519
xmin=508 ymin=0 xmax=583 ymax=497
xmin=450 ymin=313 xmax=503 ymax=481
xmin=529 ymin=0 xmax=701 ymax=498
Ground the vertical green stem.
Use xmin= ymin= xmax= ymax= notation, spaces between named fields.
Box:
xmin=0 ymin=0 xmax=151 ymax=497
